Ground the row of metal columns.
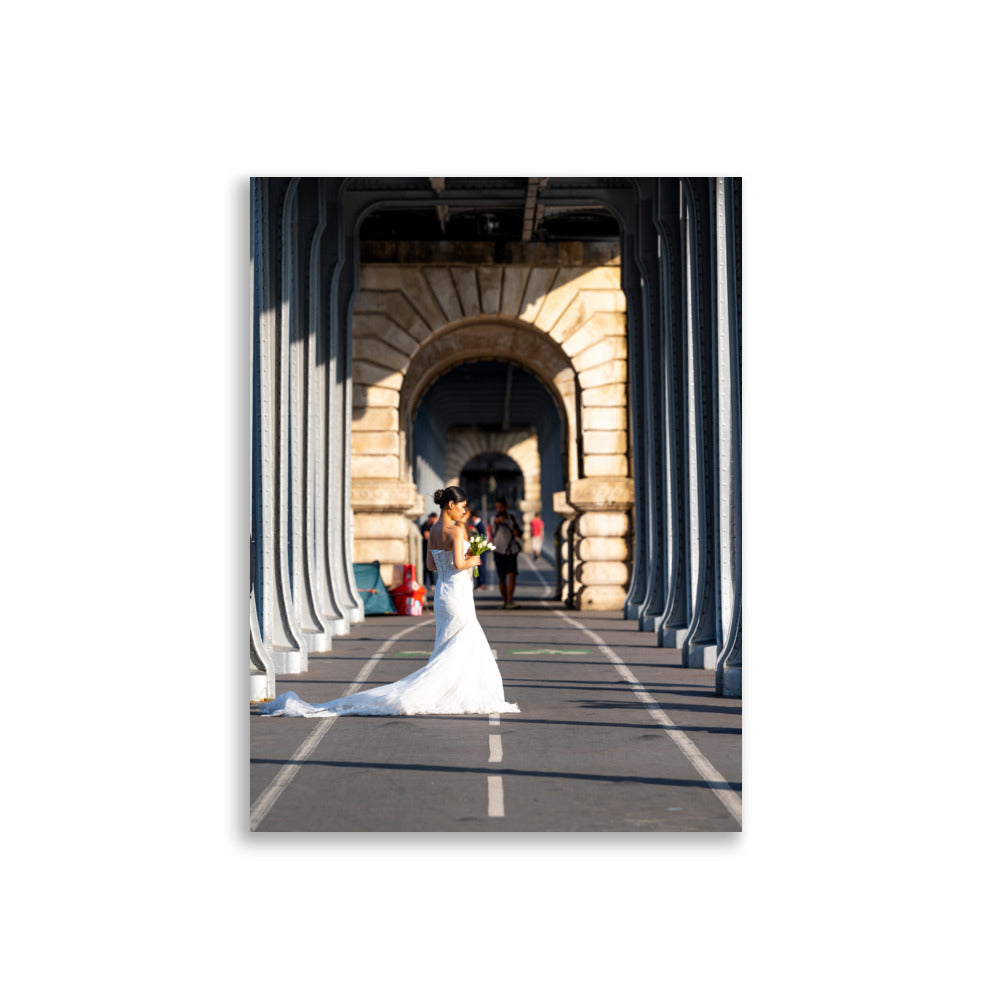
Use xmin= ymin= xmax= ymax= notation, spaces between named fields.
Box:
xmin=251 ymin=178 xmax=364 ymax=701
xmin=623 ymin=178 xmax=742 ymax=697
xmin=250 ymin=176 xmax=741 ymax=699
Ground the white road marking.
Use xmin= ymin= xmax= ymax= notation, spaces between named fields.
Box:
xmin=524 ymin=554 xmax=552 ymax=592
xmin=249 ymin=619 xmax=432 ymax=831
xmin=249 ymin=717 xmax=334 ymax=833
xmin=487 ymin=674 xmax=504 ymax=812
xmin=553 ymin=610 xmax=742 ymax=827
xmin=487 ymin=775 xmax=505 ymax=817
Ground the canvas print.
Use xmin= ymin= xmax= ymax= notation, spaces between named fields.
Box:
xmin=249 ymin=178 xmax=741 ymax=832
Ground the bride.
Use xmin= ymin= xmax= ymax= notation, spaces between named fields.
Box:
xmin=258 ymin=486 xmax=520 ymax=717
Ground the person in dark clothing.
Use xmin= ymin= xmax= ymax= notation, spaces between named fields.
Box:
xmin=468 ymin=509 xmax=487 ymax=589
xmin=468 ymin=509 xmax=485 ymax=538
xmin=490 ymin=497 xmax=523 ymax=609
xmin=420 ymin=512 xmax=439 ymax=592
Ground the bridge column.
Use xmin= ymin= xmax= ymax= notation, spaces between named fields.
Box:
xmin=301 ymin=182 xmax=350 ymax=639
xmin=321 ymin=181 xmax=365 ymax=624
xmin=251 ymin=178 xmax=307 ymax=677
xmin=567 ymin=311 xmax=633 ymax=610
xmin=654 ymin=178 xmax=692 ymax=650
xmin=621 ymin=217 xmax=648 ymax=623
xmin=713 ymin=178 xmax=742 ymax=696
xmin=250 ymin=589 xmax=273 ymax=701
xmin=282 ymin=179 xmax=332 ymax=653
xmin=567 ymin=477 xmax=634 ymax=610
xmin=680 ymin=178 xmax=720 ymax=671
xmin=250 ymin=185 xmax=275 ymax=702
xmin=552 ymin=490 xmax=576 ymax=605
xmin=632 ymin=179 xmax=671 ymax=631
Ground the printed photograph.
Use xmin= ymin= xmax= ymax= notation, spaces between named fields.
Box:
xmin=249 ymin=178 xmax=742 ymax=832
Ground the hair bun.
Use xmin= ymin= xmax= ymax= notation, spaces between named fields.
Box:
xmin=433 ymin=484 xmax=467 ymax=509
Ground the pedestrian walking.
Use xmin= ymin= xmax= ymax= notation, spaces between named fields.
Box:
xmin=530 ymin=513 xmax=544 ymax=558
xmin=490 ymin=497 xmax=523 ymax=609
xmin=420 ymin=512 xmax=438 ymax=593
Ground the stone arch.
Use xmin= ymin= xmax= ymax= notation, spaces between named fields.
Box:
xmin=398 ymin=316 xmax=578 ymax=485
xmin=444 ymin=430 xmax=542 ymax=520
xmin=350 ymin=258 xmax=633 ymax=606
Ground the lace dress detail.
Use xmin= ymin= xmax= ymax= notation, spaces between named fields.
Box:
xmin=259 ymin=546 xmax=520 ymax=717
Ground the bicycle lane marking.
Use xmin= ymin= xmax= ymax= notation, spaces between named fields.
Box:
xmin=250 ymin=618 xmax=433 ymax=832
xmin=553 ymin=610 xmax=742 ymax=827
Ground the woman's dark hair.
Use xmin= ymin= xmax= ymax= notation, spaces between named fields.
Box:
xmin=433 ymin=485 xmax=467 ymax=508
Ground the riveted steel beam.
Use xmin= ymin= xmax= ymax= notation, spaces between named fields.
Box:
xmin=283 ymin=179 xmax=331 ymax=652
xmin=321 ymin=179 xmax=365 ymax=624
xmin=307 ymin=182 xmax=350 ymax=637
xmin=714 ymin=178 xmax=741 ymax=696
xmin=634 ymin=179 xmax=671 ymax=630
xmin=680 ymin=178 xmax=720 ymax=670
xmin=250 ymin=181 xmax=276 ymax=701
xmin=621 ymin=191 xmax=647 ymax=620
xmin=653 ymin=179 xmax=690 ymax=648
xmin=251 ymin=178 xmax=307 ymax=677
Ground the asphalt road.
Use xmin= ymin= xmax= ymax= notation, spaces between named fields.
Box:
xmin=250 ymin=558 xmax=742 ymax=833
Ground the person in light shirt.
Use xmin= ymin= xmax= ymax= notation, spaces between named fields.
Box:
xmin=490 ymin=497 xmax=523 ymax=609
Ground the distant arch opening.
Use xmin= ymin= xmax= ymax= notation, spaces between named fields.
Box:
xmin=460 ymin=451 xmax=524 ymax=516
xmin=411 ymin=358 xmax=564 ymax=561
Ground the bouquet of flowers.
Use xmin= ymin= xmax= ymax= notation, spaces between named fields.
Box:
xmin=466 ymin=533 xmax=495 ymax=577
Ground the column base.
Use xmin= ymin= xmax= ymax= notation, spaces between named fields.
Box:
xmin=302 ymin=630 xmax=331 ymax=653
xmin=682 ymin=642 xmax=716 ymax=671
xmin=718 ymin=665 xmax=742 ymax=697
xmin=577 ymin=585 xmax=628 ymax=610
xmin=657 ymin=625 xmax=687 ymax=649
xmin=348 ymin=605 xmax=365 ymax=624
xmin=566 ymin=478 xmax=633 ymax=616
xmin=328 ymin=618 xmax=349 ymax=637
xmin=272 ymin=646 xmax=307 ymax=674
xmin=250 ymin=670 xmax=272 ymax=703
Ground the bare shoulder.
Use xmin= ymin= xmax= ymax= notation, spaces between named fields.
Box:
xmin=444 ymin=524 xmax=466 ymax=549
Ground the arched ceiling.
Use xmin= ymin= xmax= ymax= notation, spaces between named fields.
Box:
xmin=414 ymin=359 xmax=561 ymax=432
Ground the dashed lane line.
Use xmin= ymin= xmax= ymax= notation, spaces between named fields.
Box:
xmin=487 ymin=654 xmax=505 ymax=816
xmin=249 ymin=618 xmax=432 ymax=832
xmin=487 ymin=775 xmax=505 ymax=818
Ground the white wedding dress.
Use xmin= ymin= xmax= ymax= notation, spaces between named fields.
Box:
xmin=258 ymin=547 xmax=520 ymax=717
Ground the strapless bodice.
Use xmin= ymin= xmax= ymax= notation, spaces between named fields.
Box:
xmin=429 ymin=547 xmax=467 ymax=578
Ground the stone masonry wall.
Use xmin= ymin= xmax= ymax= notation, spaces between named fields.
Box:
xmin=350 ymin=242 xmax=633 ymax=609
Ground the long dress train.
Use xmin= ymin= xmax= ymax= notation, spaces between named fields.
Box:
xmin=257 ymin=547 xmax=520 ymax=717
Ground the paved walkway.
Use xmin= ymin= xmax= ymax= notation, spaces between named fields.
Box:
xmin=250 ymin=554 xmax=742 ymax=832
